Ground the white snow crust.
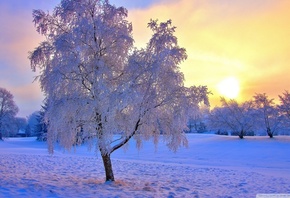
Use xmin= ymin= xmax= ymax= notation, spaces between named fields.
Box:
xmin=1 ymin=134 xmax=290 ymax=197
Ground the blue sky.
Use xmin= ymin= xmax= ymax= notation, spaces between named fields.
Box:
xmin=1 ymin=0 xmax=290 ymax=117
xmin=0 ymin=0 xmax=58 ymax=117
xmin=0 ymin=0 xmax=156 ymax=117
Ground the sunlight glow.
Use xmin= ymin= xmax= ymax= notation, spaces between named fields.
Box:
xmin=217 ymin=77 xmax=240 ymax=99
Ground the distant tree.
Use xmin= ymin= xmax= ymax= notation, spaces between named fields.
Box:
xmin=25 ymin=124 xmax=32 ymax=137
xmin=15 ymin=117 xmax=28 ymax=136
xmin=35 ymin=104 xmax=48 ymax=141
xmin=29 ymin=0 xmax=209 ymax=181
xmin=278 ymin=90 xmax=290 ymax=134
xmin=279 ymin=90 xmax=290 ymax=121
xmin=27 ymin=111 xmax=40 ymax=136
xmin=209 ymin=97 xmax=255 ymax=139
xmin=0 ymin=87 xmax=19 ymax=138
xmin=187 ymin=104 xmax=209 ymax=133
xmin=253 ymin=93 xmax=281 ymax=138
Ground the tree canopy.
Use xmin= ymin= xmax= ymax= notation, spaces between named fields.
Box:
xmin=29 ymin=0 xmax=209 ymax=181
xmin=0 ymin=87 xmax=19 ymax=138
xmin=209 ymin=97 xmax=255 ymax=139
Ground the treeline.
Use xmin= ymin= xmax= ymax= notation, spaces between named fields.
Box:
xmin=187 ymin=91 xmax=290 ymax=139
xmin=0 ymin=87 xmax=21 ymax=139
xmin=0 ymin=87 xmax=46 ymax=140
xmin=2 ymin=86 xmax=290 ymax=141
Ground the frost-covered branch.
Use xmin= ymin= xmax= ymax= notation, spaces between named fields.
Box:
xmin=29 ymin=0 xmax=209 ymax=182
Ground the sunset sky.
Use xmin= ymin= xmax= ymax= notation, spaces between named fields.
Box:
xmin=0 ymin=0 xmax=289 ymax=117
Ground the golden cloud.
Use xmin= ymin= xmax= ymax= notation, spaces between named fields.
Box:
xmin=127 ymin=0 xmax=290 ymax=105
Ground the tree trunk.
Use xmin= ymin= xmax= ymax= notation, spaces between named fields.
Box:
xmin=101 ymin=153 xmax=115 ymax=182
xmin=239 ymin=130 xmax=244 ymax=139
xmin=267 ymin=127 xmax=273 ymax=138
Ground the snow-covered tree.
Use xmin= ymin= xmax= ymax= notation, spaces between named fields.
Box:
xmin=279 ymin=90 xmax=290 ymax=121
xmin=187 ymin=104 xmax=209 ymax=133
xmin=0 ymin=87 xmax=19 ymax=138
xmin=29 ymin=0 xmax=209 ymax=181
xmin=209 ymin=97 xmax=255 ymax=139
xmin=27 ymin=111 xmax=40 ymax=136
xmin=27 ymin=109 xmax=47 ymax=140
xmin=253 ymin=93 xmax=281 ymax=138
xmin=25 ymin=124 xmax=32 ymax=138
xmin=35 ymin=104 xmax=48 ymax=141
xmin=15 ymin=117 xmax=28 ymax=136
xmin=278 ymin=90 xmax=290 ymax=134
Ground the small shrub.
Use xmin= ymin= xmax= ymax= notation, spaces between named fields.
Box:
xmin=215 ymin=130 xmax=228 ymax=136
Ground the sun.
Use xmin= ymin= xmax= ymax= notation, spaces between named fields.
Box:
xmin=217 ymin=77 xmax=240 ymax=99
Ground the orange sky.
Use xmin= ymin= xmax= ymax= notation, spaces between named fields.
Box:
xmin=1 ymin=0 xmax=289 ymax=116
xmin=125 ymin=0 xmax=290 ymax=106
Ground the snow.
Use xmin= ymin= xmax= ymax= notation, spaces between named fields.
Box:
xmin=1 ymin=134 xmax=290 ymax=197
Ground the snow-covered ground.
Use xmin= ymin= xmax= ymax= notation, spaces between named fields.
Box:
xmin=0 ymin=134 xmax=290 ymax=197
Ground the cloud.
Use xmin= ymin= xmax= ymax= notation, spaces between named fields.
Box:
xmin=127 ymin=0 xmax=290 ymax=105
xmin=111 ymin=0 xmax=158 ymax=9
xmin=0 ymin=7 xmax=42 ymax=70
xmin=0 ymin=1 xmax=48 ymax=117
xmin=13 ymin=83 xmax=44 ymax=117
xmin=1 ymin=0 xmax=289 ymax=116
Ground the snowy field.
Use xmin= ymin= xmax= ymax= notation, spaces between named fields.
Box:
xmin=1 ymin=134 xmax=290 ymax=198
